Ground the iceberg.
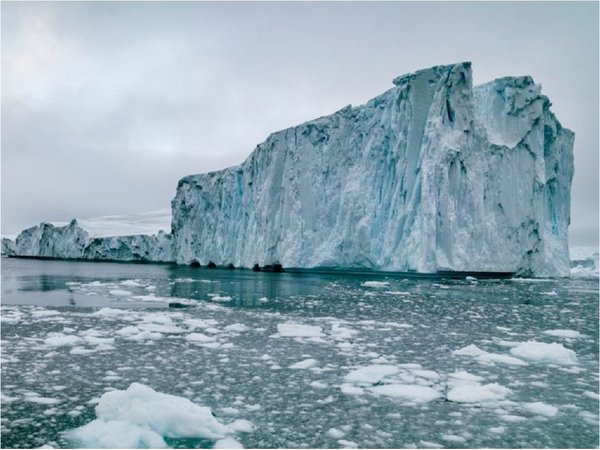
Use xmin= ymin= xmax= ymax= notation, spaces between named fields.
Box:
xmin=570 ymin=246 xmax=599 ymax=278
xmin=9 ymin=210 xmax=173 ymax=262
xmin=171 ymin=62 xmax=574 ymax=276
xmin=8 ymin=63 xmax=574 ymax=276
xmin=1 ymin=237 xmax=16 ymax=256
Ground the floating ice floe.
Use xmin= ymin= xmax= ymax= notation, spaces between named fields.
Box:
xmin=224 ymin=324 xmax=248 ymax=333
xmin=186 ymin=333 xmax=216 ymax=343
xmin=361 ymin=281 xmax=390 ymax=288
xmin=509 ymin=341 xmax=578 ymax=365
xmin=93 ymin=308 xmax=130 ymax=318
xmin=24 ymin=395 xmax=62 ymax=405
xmin=367 ymin=384 xmax=441 ymax=403
xmin=227 ymin=419 xmax=254 ymax=433
xmin=452 ymin=344 xmax=528 ymax=366
xmin=341 ymin=364 xmax=443 ymax=404
xmin=448 ymin=371 xmax=484 ymax=383
xmin=276 ymin=323 xmax=324 ymax=338
xmin=108 ymin=289 xmax=132 ymax=297
xmin=116 ymin=326 xmax=162 ymax=342
xmin=209 ymin=294 xmax=233 ymax=302
xmin=522 ymin=401 xmax=559 ymax=417
xmin=543 ymin=329 xmax=582 ymax=339
xmin=43 ymin=334 xmax=83 ymax=348
xmin=326 ymin=428 xmax=346 ymax=439
xmin=120 ymin=280 xmax=144 ymax=287
xmin=214 ymin=437 xmax=244 ymax=448
xmin=446 ymin=369 xmax=514 ymax=405
xmin=447 ymin=383 xmax=512 ymax=403
xmin=344 ymin=365 xmax=399 ymax=384
xmin=66 ymin=419 xmax=168 ymax=448
xmin=289 ymin=359 xmax=318 ymax=369
xmin=65 ymin=383 xmax=240 ymax=448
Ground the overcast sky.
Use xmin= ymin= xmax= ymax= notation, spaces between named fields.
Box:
xmin=2 ymin=1 xmax=598 ymax=246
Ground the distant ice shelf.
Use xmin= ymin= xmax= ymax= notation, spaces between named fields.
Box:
xmin=4 ymin=210 xmax=173 ymax=262
xmin=5 ymin=62 xmax=575 ymax=276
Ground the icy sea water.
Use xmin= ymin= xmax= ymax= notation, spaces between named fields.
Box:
xmin=1 ymin=258 xmax=598 ymax=449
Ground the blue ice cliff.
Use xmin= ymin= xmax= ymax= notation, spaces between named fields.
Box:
xmin=7 ymin=63 xmax=574 ymax=276
xmin=171 ymin=62 xmax=574 ymax=276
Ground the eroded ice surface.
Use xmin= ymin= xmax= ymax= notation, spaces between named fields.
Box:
xmin=9 ymin=210 xmax=173 ymax=262
xmin=1 ymin=258 xmax=598 ymax=448
xmin=171 ymin=63 xmax=574 ymax=276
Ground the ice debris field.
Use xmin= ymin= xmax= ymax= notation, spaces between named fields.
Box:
xmin=1 ymin=258 xmax=598 ymax=448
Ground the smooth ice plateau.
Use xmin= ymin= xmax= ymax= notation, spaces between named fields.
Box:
xmin=6 ymin=62 xmax=575 ymax=276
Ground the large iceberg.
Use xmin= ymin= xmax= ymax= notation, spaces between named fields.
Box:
xmin=171 ymin=62 xmax=574 ymax=276
xmin=6 ymin=63 xmax=574 ymax=276
xmin=9 ymin=210 xmax=173 ymax=262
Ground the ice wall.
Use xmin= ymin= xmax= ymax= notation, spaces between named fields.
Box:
xmin=11 ymin=213 xmax=173 ymax=263
xmin=171 ymin=62 xmax=574 ymax=276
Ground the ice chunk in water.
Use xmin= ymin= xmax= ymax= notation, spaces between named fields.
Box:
xmin=344 ymin=365 xmax=399 ymax=384
xmin=68 ymin=382 xmax=232 ymax=446
xmin=510 ymin=342 xmax=578 ymax=365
